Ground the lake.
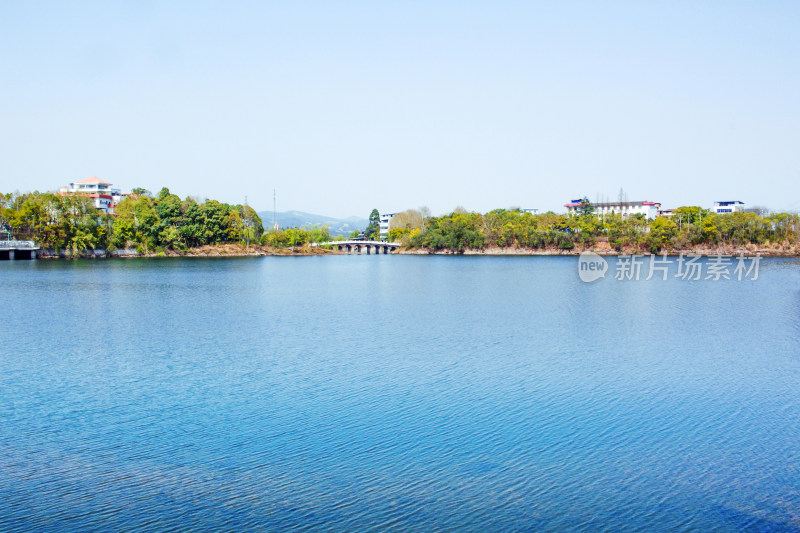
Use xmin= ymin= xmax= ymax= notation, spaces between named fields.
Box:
xmin=1 ymin=255 xmax=799 ymax=531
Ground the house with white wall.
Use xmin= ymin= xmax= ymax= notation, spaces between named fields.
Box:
xmin=59 ymin=177 xmax=130 ymax=213
xmin=565 ymin=199 xmax=661 ymax=219
xmin=379 ymin=213 xmax=396 ymax=241
xmin=712 ymin=201 xmax=745 ymax=214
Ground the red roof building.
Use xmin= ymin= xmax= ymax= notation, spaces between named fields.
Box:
xmin=59 ymin=177 xmax=129 ymax=214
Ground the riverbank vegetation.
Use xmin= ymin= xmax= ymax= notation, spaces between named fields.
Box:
xmin=0 ymin=188 xmax=265 ymax=255
xmin=0 ymin=188 xmax=346 ymax=256
xmin=390 ymin=206 xmax=800 ymax=254
xmin=4 ymin=189 xmax=798 ymax=256
xmin=261 ymin=226 xmax=332 ymax=247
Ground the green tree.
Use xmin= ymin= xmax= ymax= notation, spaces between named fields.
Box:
xmin=69 ymin=227 xmax=97 ymax=257
xmin=364 ymin=208 xmax=380 ymax=240
xmin=647 ymin=217 xmax=679 ymax=252
xmin=577 ymin=196 xmax=595 ymax=218
xmin=672 ymin=206 xmax=709 ymax=226
xmin=239 ymin=205 xmax=263 ymax=245
xmin=308 ymin=224 xmax=331 ymax=243
xmin=111 ymin=197 xmax=137 ymax=248
xmin=198 ymin=200 xmax=230 ymax=244
xmin=181 ymin=199 xmax=204 ymax=246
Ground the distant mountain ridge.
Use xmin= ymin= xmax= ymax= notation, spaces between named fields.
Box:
xmin=256 ymin=210 xmax=368 ymax=236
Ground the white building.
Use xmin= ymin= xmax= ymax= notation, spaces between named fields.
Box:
xmin=712 ymin=201 xmax=745 ymax=214
xmin=379 ymin=213 xmax=396 ymax=241
xmin=564 ymin=199 xmax=661 ymax=219
xmin=59 ymin=177 xmax=129 ymax=213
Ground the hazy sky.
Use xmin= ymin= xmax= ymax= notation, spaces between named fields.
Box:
xmin=2 ymin=1 xmax=798 ymax=217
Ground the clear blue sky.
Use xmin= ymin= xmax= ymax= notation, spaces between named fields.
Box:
xmin=2 ymin=1 xmax=798 ymax=217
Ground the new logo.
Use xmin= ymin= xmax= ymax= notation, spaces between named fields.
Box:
xmin=578 ymin=251 xmax=608 ymax=282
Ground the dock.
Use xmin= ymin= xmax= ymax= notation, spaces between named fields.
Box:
xmin=0 ymin=241 xmax=41 ymax=260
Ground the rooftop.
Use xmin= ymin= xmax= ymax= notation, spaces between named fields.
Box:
xmin=73 ymin=176 xmax=112 ymax=185
xmin=565 ymin=200 xmax=660 ymax=208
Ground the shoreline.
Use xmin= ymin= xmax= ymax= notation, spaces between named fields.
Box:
xmin=397 ymin=242 xmax=800 ymax=257
xmin=36 ymin=244 xmax=342 ymax=259
xmin=32 ymin=242 xmax=800 ymax=259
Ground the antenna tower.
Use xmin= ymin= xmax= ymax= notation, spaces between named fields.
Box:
xmin=273 ymin=189 xmax=278 ymax=230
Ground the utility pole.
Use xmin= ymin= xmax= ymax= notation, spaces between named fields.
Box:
xmin=244 ymin=196 xmax=249 ymax=250
xmin=273 ymin=189 xmax=278 ymax=231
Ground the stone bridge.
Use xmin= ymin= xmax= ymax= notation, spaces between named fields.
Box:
xmin=312 ymin=240 xmax=400 ymax=254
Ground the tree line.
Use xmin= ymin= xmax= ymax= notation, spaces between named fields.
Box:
xmin=0 ymin=188 xmax=265 ymax=255
xmin=0 ymin=188 xmax=388 ymax=255
xmin=389 ymin=205 xmax=800 ymax=253
xmin=4 ymin=190 xmax=797 ymax=255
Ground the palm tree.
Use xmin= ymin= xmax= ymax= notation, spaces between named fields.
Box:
xmin=70 ymin=228 xmax=96 ymax=257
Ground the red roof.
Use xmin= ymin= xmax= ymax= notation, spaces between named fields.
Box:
xmin=74 ymin=176 xmax=111 ymax=185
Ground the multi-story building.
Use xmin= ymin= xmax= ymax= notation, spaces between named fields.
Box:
xmin=59 ymin=177 xmax=129 ymax=213
xmin=379 ymin=213 xmax=396 ymax=241
xmin=565 ymin=199 xmax=661 ymax=219
xmin=712 ymin=201 xmax=745 ymax=214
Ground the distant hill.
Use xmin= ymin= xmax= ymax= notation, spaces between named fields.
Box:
xmin=256 ymin=210 xmax=368 ymax=237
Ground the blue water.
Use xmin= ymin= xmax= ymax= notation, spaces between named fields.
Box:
xmin=1 ymin=256 xmax=799 ymax=531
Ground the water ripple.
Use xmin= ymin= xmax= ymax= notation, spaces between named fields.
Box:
xmin=1 ymin=257 xmax=799 ymax=531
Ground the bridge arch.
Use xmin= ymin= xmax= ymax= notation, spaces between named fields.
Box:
xmin=312 ymin=240 xmax=400 ymax=255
